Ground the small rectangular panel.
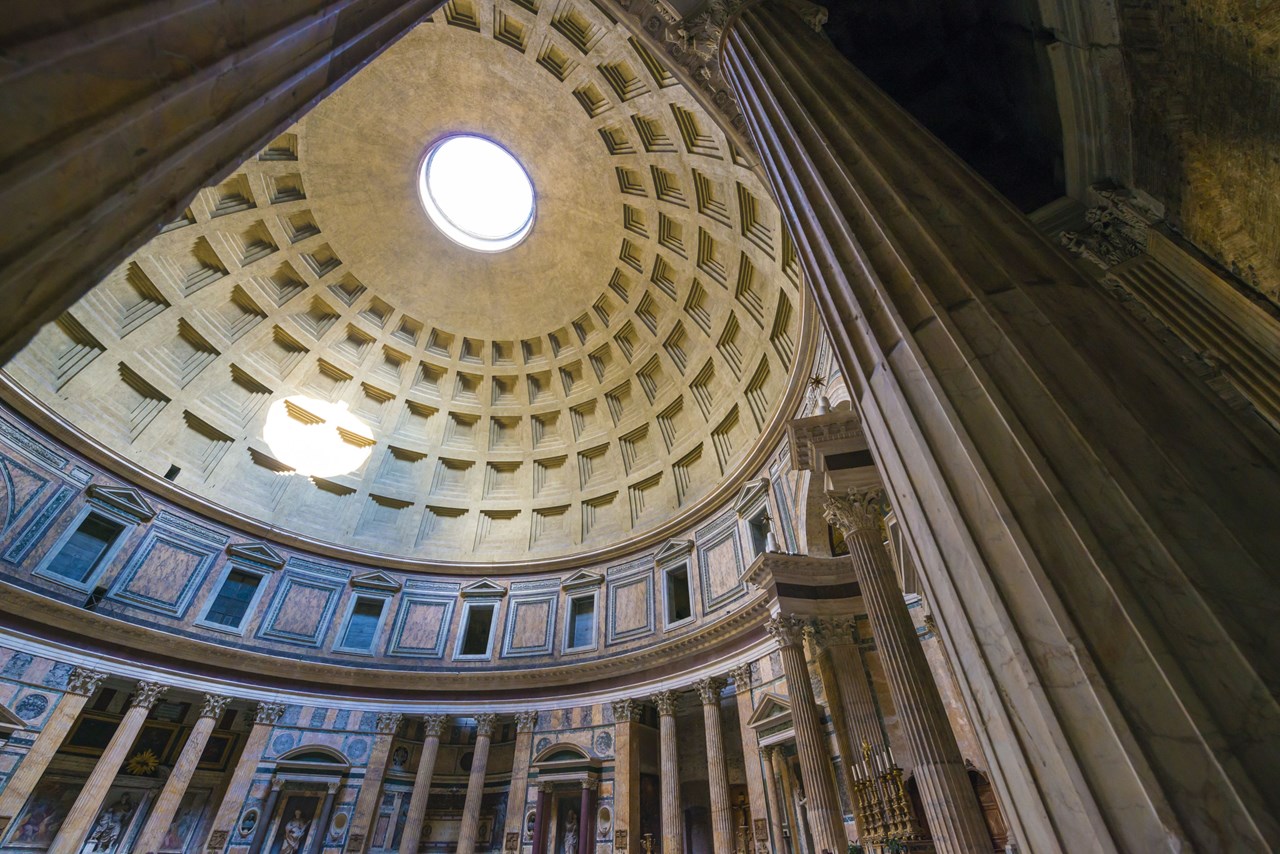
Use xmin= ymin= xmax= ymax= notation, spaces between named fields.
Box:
xmin=387 ymin=596 xmax=454 ymax=658
xmin=501 ymin=593 xmax=557 ymax=657
xmin=108 ymin=529 xmax=218 ymax=617
xmin=257 ymin=570 xmax=342 ymax=646
xmin=696 ymin=514 xmax=744 ymax=613
xmin=606 ymin=557 xmax=654 ymax=645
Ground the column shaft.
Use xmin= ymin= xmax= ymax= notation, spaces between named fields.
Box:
xmin=765 ymin=617 xmax=846 ymax=852
xmin=399 ymin=714 xmax=447 ymax=854
xmin=456 ymin=713 xmax=495 ymax=854
xmin=50 ymin=680 xmax=166 ymax=854
xmin=759 ymin=747 xmax=786 ymax=854
xmin=502 ymin=712 xmax=538 ymax=853
xmin=134 ymin=694 xmax=230 ymax=853
xmin=246 ymin=781 xmax=283 ymax=854
xmin=0 ymin=667 xmax=104 ymax=829
xmin=695 ymin=678 xmax=734 ymax=854
xmin=308 ymin=784 xmax=338 ymax=854
xmin=770 ymin=748 xmax=799 ymax=854
xmin=652 ymin=690 xmax=683 ymax=854
xmin=810 ymin=643 xmax=860 ymax=822
xmin=578 ymin=783 xmax=594 ymax=853
xmin=531 ymin=786 xmax=550 ymax=854
xmin=203 ymin=700 xmax=285 ymax=851
xmin=728 ymin=664 xmax=772 ymax=854
xmin=611 ymin=700 xmax=642 ymax=854
xmin=345 ymin=712 xmax=402 ymax=853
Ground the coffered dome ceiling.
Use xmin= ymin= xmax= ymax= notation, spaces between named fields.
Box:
xmin=6 ymin=0 xmax=814 ymax=565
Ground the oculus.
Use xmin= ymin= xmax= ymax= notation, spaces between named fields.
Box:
xmin=417 ymin=134 xmax=535 ymax=251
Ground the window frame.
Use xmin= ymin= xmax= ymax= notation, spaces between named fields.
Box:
xmin=332 ymin=591 xmax=392 ymax=655
xmin=453 ymin=599 xmax=501 ymax=661
xmin=662 ymin=561 xmax=694 ymax=629
xmin=562 ymin=590 xmax=599 ymax=653
xmin=32 ymin=504 xmax=134 ymax=592
xmin=194 ymin=562 xmax=272 ymax=635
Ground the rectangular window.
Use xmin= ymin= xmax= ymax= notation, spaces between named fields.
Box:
xmin=566 ymin=595 xmax=595 ymax=650
xmin=665 ymin=564 xmax=692 ymax=625
xmin=459 ymin=603 xmax=496 ymax=657
xmin=204 ymin=569 xmax=263 ymax=629
xmin=340 ymin=597 xmax=386 ymax=652
xmin=46 ymin=514 xmax=125 ymax=584
xmin=747 ymin=512 xmax=769 ymax=557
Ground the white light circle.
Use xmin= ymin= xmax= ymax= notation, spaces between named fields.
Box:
xmin=418 ymin=135 xmax=535 ymax=252
xmin=263 ymin=396 xmax=374 ymax=478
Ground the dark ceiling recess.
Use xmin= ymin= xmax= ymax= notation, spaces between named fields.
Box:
xmin=823 ymin=0 xmax=1066 ymax=213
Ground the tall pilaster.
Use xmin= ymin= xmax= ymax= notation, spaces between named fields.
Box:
xmin=695 ymin=677 xmax=735 ymax=854
xmin=763 ymin=615 xmax=846 ymax=853
xmin=134 ymin=693 xmax=231 ymax=853
xmin=503 ymin=711 xmax=539 ymax=853
xmin=204 ymin=700 xmax=286 ymax=851
xmin=456 ymin=713 xmax=496 ymax=854
xmin=50 ymin=680 xmax=167 ymax=854
xmin=721 ymin=3 xmax=1280 ymax=850
xmin=824 ymin=489 xmax=989 ymax=852
xmin=345 ymin=711 xmax=403 ymax=853
xmin=651 ymin=689 xmax=683 ymax=854
xmin=0 ymin=666 xmax=105 ymax=830
xmin=611 ymin=698 xmax=642 ymax=854
xmin=758 ymin=746 xmax=787 ymax=854
xmin=399 ymin=713 xmax=447 ymax=854
xmin=727 ymin=663 xmax=771 ymax=854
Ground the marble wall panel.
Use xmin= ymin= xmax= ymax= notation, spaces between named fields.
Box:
xmin=387 ymin=595 xmax=454 ymax=657
xmin=606 ymin=563 xmax=654 ymax=646
xmin=502 ymin=594 xmax=557 ymax=657
xmin=258 ymin=571 xmax=343 ymax=647
xmin=696 ymin=517 xmax=744 ymax=613
xmin=108 ymin=529 xmax=219 ymax=617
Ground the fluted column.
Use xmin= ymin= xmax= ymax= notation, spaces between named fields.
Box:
xmin=345 ymin=711 xmax=403 ymax=853
xmin=770 ymin=747 xmax=801 ymax=854
xmin=308 ymin=781 xmax=339 ymax=854
xmin=578 ymin=780 xmax=595 ymax=853
xmin=399 ymin=713 xmax=447 ymax=854
xmin=456 ymin=713 xmax=496 ymax=854
xmin=810 ymin=618 xmax=887 ymax=776
xmin=763 ymin=616 xmax=846 ymax=852
xmin=0 ymin=666 xmax=105 ymax=829
xmin=825 ymin=490 xmax=989 ymax=852
xmin=759 ymin=746 xmax=787 ymax=854
xmin=50 ymin=680 xmax=167 ymax=854
xmin=722 ymin=4 xmax=1280 ymax=851
xmin=532 ymin=783 xmax=551 ymax=854
xmin=651 ymin=689 xmax=683 ymax=854
xmin=502 ymin=711 xmax=539 ymax=853
xmin=695 ymin=677 xmax=735 ymax=854
xmin=203 ymin=700 xmax=286 ymax=851
xmin=611 ymin=698 xmax=642 ymax=854
xmin=804 ymin=619 xmax=860 ymax=824
xmin=134 ymin=693 xmax=231 ymax=853
xmin=727 ymin=663 xmax=771 ymax=854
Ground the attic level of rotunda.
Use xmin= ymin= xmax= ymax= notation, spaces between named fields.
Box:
xmin=0 ymin=1 xmax=1276 ymax=854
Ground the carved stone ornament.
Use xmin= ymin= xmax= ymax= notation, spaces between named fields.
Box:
xmin=65 ymin=666 xmax=108 ymax=696
xmin=130 ymin=680 xmax=168 ymax=710
xmin=806 ymin=615 xmax=858 ymax=651
xmin=822 ymin=487 xmax=887 ymax=536
xmin=475 ymin=712 xmax=497 ymax=736
xmin=200 ymin=693 xmax=232 ymax=719
xmin=376 ymin=712 xmax=403 ymax=734
xmin=423 ymin=713 xmax=449 ymax=737
xmin=694 ymin=676 xmax=727 ymax=705
xmin=763 ymin=614 xmax=807 ymax=648
xmin=514 ymin=710 xmax=539 ymax=733
xmin=254 ymin=700 xmax=287 ymax=726
xmin=611 ymin=698 xmax=643 ymax=722
xmin=1060 ymin=184 xmax=1161 ymax=272
xmin=651 ymin=689 xmax=680 ymax=716
xmin=726 ymin=661 xmax=753 ymax=689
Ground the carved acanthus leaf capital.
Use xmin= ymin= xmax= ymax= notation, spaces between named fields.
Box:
xmin=822 ymin=487 xmax=886 ymax=536
xmin=726 ymin=661 xmax=754 ymax=689
xmin=651 ymin=689 xmax=680 ymax=717
xmin=65 ymin=666 xmax=108 ymax=696
xmin=514 ymin=710 xmax=539 ymax=733
xmin=130 ymin=681 xmax=168 ymax=710
xmin=254 ymin=701 xmax=287 ymax=726
xmin=475 ymin=713 xmax=497 ymax=736
xmin=611 ymin=698 xmax=644 ymax=722
xmin=806 ymin=615 xmax=858 ymax=652
xmin=200 ymin=694 xmax=232 ymax=720
xmin=375 ymin=712 xmax=403 ymax=735
xmin=694 ymin=677 xmax=727 ymax=705
xmin=763 ymin=614 xmax=808 ymax=648
xmin=422 ymin=713 xmax=449 ymax=737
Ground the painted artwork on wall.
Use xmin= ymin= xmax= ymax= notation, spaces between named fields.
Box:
xmin=157 ymin=789 xmax=209 ymax=853
xmin=3 ymin=777 xmax=79 ymax=848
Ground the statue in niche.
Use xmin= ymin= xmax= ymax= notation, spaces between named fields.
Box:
xmin=280 ymin=809 xmax=309 ymax=854
xmin=85 ymin=792 xmax=133 ymax=852
xmin=563 ymin=810 xmax=578 ymax=854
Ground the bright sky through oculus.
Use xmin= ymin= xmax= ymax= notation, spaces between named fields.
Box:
xmin=419 ymin=135 xmax=535 ymax=251
xmin=263 ymin=396 xmax=375 ymax=478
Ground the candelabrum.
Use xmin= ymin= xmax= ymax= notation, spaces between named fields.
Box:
xmin=852 ymin=764 xmax=922 ymax=847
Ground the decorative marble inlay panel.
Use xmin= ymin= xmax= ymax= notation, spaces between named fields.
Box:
xmin=606 ymin=559 xmax=655 ymax=645
xmin=696 ymin=514 xmax=743 ymax=613
xmin=502 ymin=593 xmax=558 ymax=657
xmin=258 ymin=571 xmax=343 ymax=646
xmin=387 ymin=595 xmax=455 ymax=657
xmin=108 ymin=529 xmax=219 ymax=617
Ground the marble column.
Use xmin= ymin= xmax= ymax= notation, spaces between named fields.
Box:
xmin=50 ymin=680 xmax=167 ymax=854
xmin=651 ymin=689 xmax=683 ymax=854
xmin=345 ymin=711 xmax=403 ymax=853
xmin=611 ymin=698 xmax=642 ymax=854
xmin=246 ymin=778 xmax=284 ymax=854
xmin=804 ymin=620 xmax=860 ymax=826
xmin=531 ymin=783 xmax=551 ymax=854
xmin=763 ymin=616 xmax=846 ymax=852
xmin=399 ymin=713 xmax=447 ymax=854
xmin=456 ymin=713 xmax=496 ymax=854
xmin=769 ymin=747 xmax=800 ymax=854
xmin=695 ymin=677 xmax=734 ymax=854
xmin=134 ymin=693 xmax=231 ymax=853
xmin=758 ymin=747 xmax=787 ymax=854
xmin=722 ymin=4 xmax=1280 ymax=851
xmin=825 ymin=490 xmax=989 ymax=852
xmin=308 ymin=781 xmax=339 ymax=854
xmin=809 ymin=618 xmax=887 ymax=777
xmin=502 ymin=711 xmax=538 ymax=853
xmin=203 ymin=700 xmax=286 ymax=851
xmin=0 ymin=666 xmax=106 ymax=830
xmin=578 ymin=780 xmax=594 ymax=853
xmin=727 ymin=663 xmax=771 ymax=854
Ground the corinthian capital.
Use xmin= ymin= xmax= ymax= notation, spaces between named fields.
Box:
xmin=694 ymin=677 xmax=727 ymax=705
xmin=254 ymin=701 xmax=287 ymax=725
xmin=651 ymin=689 xmax=680 ymax=717
xmin=199 ymin=694 xmax=232 ymax=720
xmin=763 ymin=614 xmax=808 ymax=648
xmin=376 ymin=712 xmax=403 ymax=734
xmin=611 ymin=698 xmax=644 ymax=722
xmin=422 ymin=713 xmax=449 ymax=737
xmin=475 ymin=713 xmax=497 ymax=736
xmin=65 ymin=666 xmax=108 ymax=696
xmin=514 ymin=710 xmax=539 ymax=733
xmin=726 ymin=661 xmax=754 ymax=689
xmin=806 ymin=616 xmax=859 ymax=652
xmin=130 ymin=681 xmax=168 ymax=710
xmin=822 ymin=487 xmax=886 ymax=536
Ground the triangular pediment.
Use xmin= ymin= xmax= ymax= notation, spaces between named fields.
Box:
xmin=747 ymin=691 xmax=793 ymax=731
xmin=460 ymin=578 xmax=507 ymax=599
xmin=734 ymin=478 xmax=770 ymax=516
xmin=227 ymin=541 xmax=287 ymax=568
xmin=351 ymin=570 xmax=402 ymax=592
xmin=654 ymin=538 xmax=694 ymax=567
xmin=561 ymin=569 xmax=603 ymax=591
xmin=86 ymin=484 xmax=155 ymax=521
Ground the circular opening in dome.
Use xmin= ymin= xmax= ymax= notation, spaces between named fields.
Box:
xmin=417 ymin=135 xmax=535 ymax=252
